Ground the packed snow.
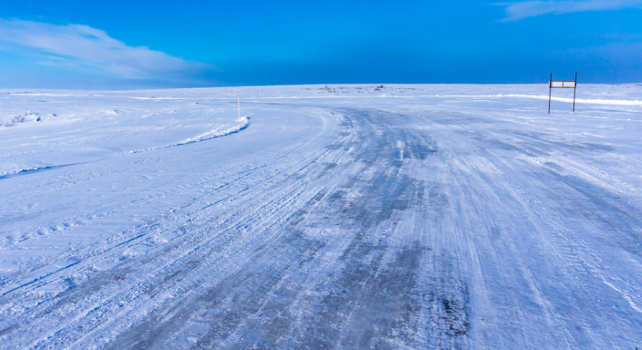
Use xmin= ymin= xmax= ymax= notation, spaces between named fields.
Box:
xmin=1 ymin=84 xmax=642 ymax=349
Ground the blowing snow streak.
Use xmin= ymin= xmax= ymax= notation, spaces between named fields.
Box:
xmin=0 ymin=85 xmax=641 ymax=349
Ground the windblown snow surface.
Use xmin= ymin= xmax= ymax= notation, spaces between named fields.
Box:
xmin=1 ymin=84 xmax=642 ymax=349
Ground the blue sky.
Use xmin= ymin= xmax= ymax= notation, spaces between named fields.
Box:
xmin=0 ymin=0 xmax=641 ymax=88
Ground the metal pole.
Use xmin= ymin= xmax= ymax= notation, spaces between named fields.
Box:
xmin=548 ymin=73 xmax=552 ymax=115
xmin=573 ymin=71 xmax=577 ymax=113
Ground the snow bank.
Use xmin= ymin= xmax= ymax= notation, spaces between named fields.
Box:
xmin=174 ymin=116 xmax=250 ymax=146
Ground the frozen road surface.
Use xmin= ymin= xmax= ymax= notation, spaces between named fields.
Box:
xmin=1 ymin=85 xmax=642 ymax=349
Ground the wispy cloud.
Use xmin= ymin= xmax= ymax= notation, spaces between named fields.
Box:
xmin=499 ymin=0 xmax=642 ymax=21
xmin=0 ymin=19 xmax=209 ymax=82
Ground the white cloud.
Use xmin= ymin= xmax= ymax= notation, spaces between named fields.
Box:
xmin=0 ymin=19 xmax=208 ymax=81
xmin=499 ymin=0 xmax=642 ymax=21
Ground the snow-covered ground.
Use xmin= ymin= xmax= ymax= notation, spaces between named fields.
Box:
xmin=1 ymin=84 xmax=642 ymax=349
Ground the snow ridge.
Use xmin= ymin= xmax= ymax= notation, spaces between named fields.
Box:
xmin=174 ymin=116 xmax=250 ymax=146
xmin=127 ymin=116 xmax=250 ymax=155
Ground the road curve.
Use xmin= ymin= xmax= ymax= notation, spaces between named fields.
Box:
xmin=1 ymin=102 xmax=642 ymax=349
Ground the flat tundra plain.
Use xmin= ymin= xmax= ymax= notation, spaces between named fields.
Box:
xmin=1 ymin=84 xmax=642 ymax=349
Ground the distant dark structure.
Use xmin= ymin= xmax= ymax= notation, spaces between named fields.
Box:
xmin=548 ymin=72 xmax=577 ymax=114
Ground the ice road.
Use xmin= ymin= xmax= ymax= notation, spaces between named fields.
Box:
xmin=1 ymin=85 xmax=642 ymax=349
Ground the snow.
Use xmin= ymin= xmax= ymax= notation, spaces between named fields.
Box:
xmin=1 ymin=84 xmax=642 ymax=349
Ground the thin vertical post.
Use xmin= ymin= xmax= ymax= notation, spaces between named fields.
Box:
xmin=548 ymin=73 xmax=552 ymax=115
xmin=238 ymin=95 xmax=240 ymax=121
xmin=573 ymin=71 xmax=577 ymax=113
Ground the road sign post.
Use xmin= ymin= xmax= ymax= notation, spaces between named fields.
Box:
xmin=548 ymin=72 xmax=577 ymax=114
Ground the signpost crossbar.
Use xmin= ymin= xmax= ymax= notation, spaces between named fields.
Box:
xmin=548 ymin=72 xmax=577 ymax=114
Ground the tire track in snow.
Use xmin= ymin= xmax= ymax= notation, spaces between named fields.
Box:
xmin=104 ymin=109 xmax=469 ymax=349
xmin=0 ymin=108 xmax=337 ymax=348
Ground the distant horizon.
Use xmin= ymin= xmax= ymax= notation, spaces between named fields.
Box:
xmin=3 ymin=81 xmax=641 ymax=92
xmin=1 ymin=1 xmax=641 ymax=89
